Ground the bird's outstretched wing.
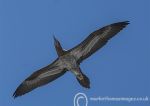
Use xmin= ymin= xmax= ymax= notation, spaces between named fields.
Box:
xmin=69 ymin=21 xmax=129 ymax=63
xmin=13 ymin=59 xmax=66 ymax=98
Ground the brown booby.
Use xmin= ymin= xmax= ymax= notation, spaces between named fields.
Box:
xmin=13 ymin=21 xmax=129 ymax=98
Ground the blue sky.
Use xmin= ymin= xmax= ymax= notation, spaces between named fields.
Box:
xmin=0 ymin=0 xmax=150 ymax=106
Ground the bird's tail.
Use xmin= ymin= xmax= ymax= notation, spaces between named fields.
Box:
xmin=76 ymin=73 xmax=90 ymax=88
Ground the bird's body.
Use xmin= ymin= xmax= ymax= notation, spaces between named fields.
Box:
xmin=59 ymin=54 xmax=78 ymax=70
xmin=13 ymin=21 xmax=129 ymax=98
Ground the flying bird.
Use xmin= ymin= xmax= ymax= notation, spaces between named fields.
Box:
xmin=13 ymin=21 xmax=129 ymax=98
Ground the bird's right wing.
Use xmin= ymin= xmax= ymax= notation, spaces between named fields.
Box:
xmin=68 ymin=21 xmax=129 ymax=63
xmin=13 ymin=59 xmax=66 ymax=98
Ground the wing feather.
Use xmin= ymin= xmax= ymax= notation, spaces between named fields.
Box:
xmin=13 ymin=59 xmax=66 ymax=98
xmin=69 ymin=21 xmax=129 ymax=63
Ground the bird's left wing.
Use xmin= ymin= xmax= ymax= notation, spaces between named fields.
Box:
xmin=68 ymin=21 xmax=129 ymax=63
xmin=13 ymin=59 xmax=66 ymax=98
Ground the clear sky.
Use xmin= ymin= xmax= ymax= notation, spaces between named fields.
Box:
xmin=0 ymin=0 xmax=150 ymax=106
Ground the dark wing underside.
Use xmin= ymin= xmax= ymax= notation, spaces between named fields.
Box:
xmin=69 ymin=21 xmax=129 ymax=63
xmin=13 ymin=59 xmax=66 ymax=98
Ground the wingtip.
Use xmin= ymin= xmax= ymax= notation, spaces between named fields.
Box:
xmin=111 ymin=21 xmax=130 ymax=29
xmin=12 ymin=92 xmax=17 ymax=99
xmin=12 ymin=83 xmax=25 ymax=99
xmin=120 ymin=21 xmax=130 ymax=25
xmin=13 ymin=89 xmax=20 ymax=99
xmin=13 ymin=90 xmax=24 ymax=99
xmin=124 ymin=21 xmax=130 ymax=24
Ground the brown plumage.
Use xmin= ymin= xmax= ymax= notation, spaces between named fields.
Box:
xmin=13 ymin=21 xmax=129 ymax=98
